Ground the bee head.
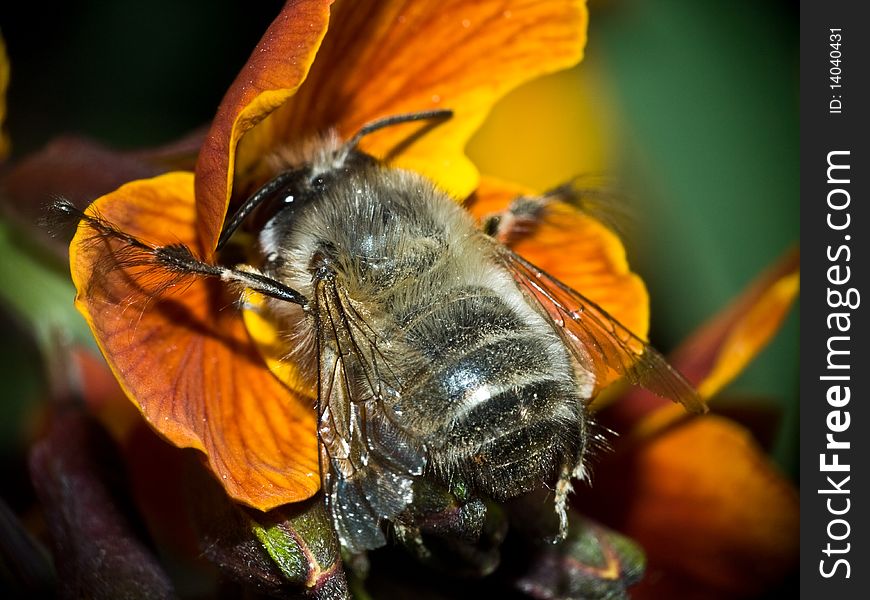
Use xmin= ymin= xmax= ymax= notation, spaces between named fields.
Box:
xmin=219 ymin=109 xmax=454 ymax=253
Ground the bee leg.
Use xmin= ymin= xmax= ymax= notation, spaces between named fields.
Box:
xmin=59 ymin=201 xmax=309 ymax=308
xmin=392 ymin=521 xmax=431 ymax=560
xmin=553 ymin=462 xmax=573 ymax=541
xmin=481 ymin=195 xmax=547 ymax=246
xmin=481 ymin=180 xmax=624 ymax=245
xmin=153 ymin=244 xmax=308 ymax=307
xmin=553 ymin=457 xmax=588 ymax=542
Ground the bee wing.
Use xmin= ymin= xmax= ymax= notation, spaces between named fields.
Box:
xmin=495 ymin=246 xmax=706 ymax=414
xmin=314 ymin=278 xmax=426 ymax=553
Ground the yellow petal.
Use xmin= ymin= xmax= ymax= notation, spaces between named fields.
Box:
xmin=467 ymin=61 xmax=617 ymax=192
xmin=242 ymin=290 xmax=315 ymax=400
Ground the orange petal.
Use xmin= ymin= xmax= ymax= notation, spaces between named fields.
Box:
xmin=467 ymin=175 xmax=649 ymax=338
xmin=579 ymin=415 xmax=798 ymax=598
xmin=194 ymin=0 xmax=334 ymax=254
xmin=694 ymin=255 xmax=800 ymax=399
xmin=672 ymin=247 xmax=800 ymax=397
xmin=70 ymin=172 xmax=319 ymax=509
xmin=236 ymin=0 xmax=588 ymax=202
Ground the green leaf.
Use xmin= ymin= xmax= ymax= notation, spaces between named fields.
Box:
xmin=0 ymin=216 xmax=94 ymax=354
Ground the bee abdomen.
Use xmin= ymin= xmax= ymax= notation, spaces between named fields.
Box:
xmin=436 ymin=374 xmax=582 ymax=498
xmin=398 ymin=289 xmax=584 ymax=498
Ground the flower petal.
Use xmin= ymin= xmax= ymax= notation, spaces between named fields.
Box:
xmin=194 ymin=0 xmax=334 ymax=254
xmin=580 ymin=252 xmax=801 ymax=597
xmin=693 ymin=252 xmax=800 ymax=399
xmin=72 ymin=348 xmax=142 ymax=443
xmin=467 ymin=62 xmax=617 ymax=192
xmin=236 ymin=0 xmax=588 ymax=203
xmin=578 ymin=415 xmax=798 ymax=598
xmin=70 ymin=172 xmax=319 ymax=509
xmin=467 ymin=176 xmax=649 ymax=338
xmin=243 ymin=290 xmax=315 ymax=399
xmin=602 ymin=248 xmax=799 ymax=429
xmin=656 ymin=248 xmax=800 ymax=401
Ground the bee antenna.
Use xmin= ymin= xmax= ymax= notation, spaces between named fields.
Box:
xmin=346 ymin=109 xmax=454 ymax=150
xmin=216 ymin=167 xmax=307 ymax=251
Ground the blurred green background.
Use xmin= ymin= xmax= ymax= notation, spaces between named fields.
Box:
xmin=0 ymin=0 xmax=798 ymax=517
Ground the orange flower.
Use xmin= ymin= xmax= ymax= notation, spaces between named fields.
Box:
xmin=70 ymin=0 xmax=596 ymax=510
xmin=61 ymin=0 xmax=798 ymax=593
xmin=63 ymin=2 xmax=799 ymax=596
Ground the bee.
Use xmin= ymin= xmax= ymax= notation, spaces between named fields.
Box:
xmin=61 ymin=110 xmax=704 ymax=554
